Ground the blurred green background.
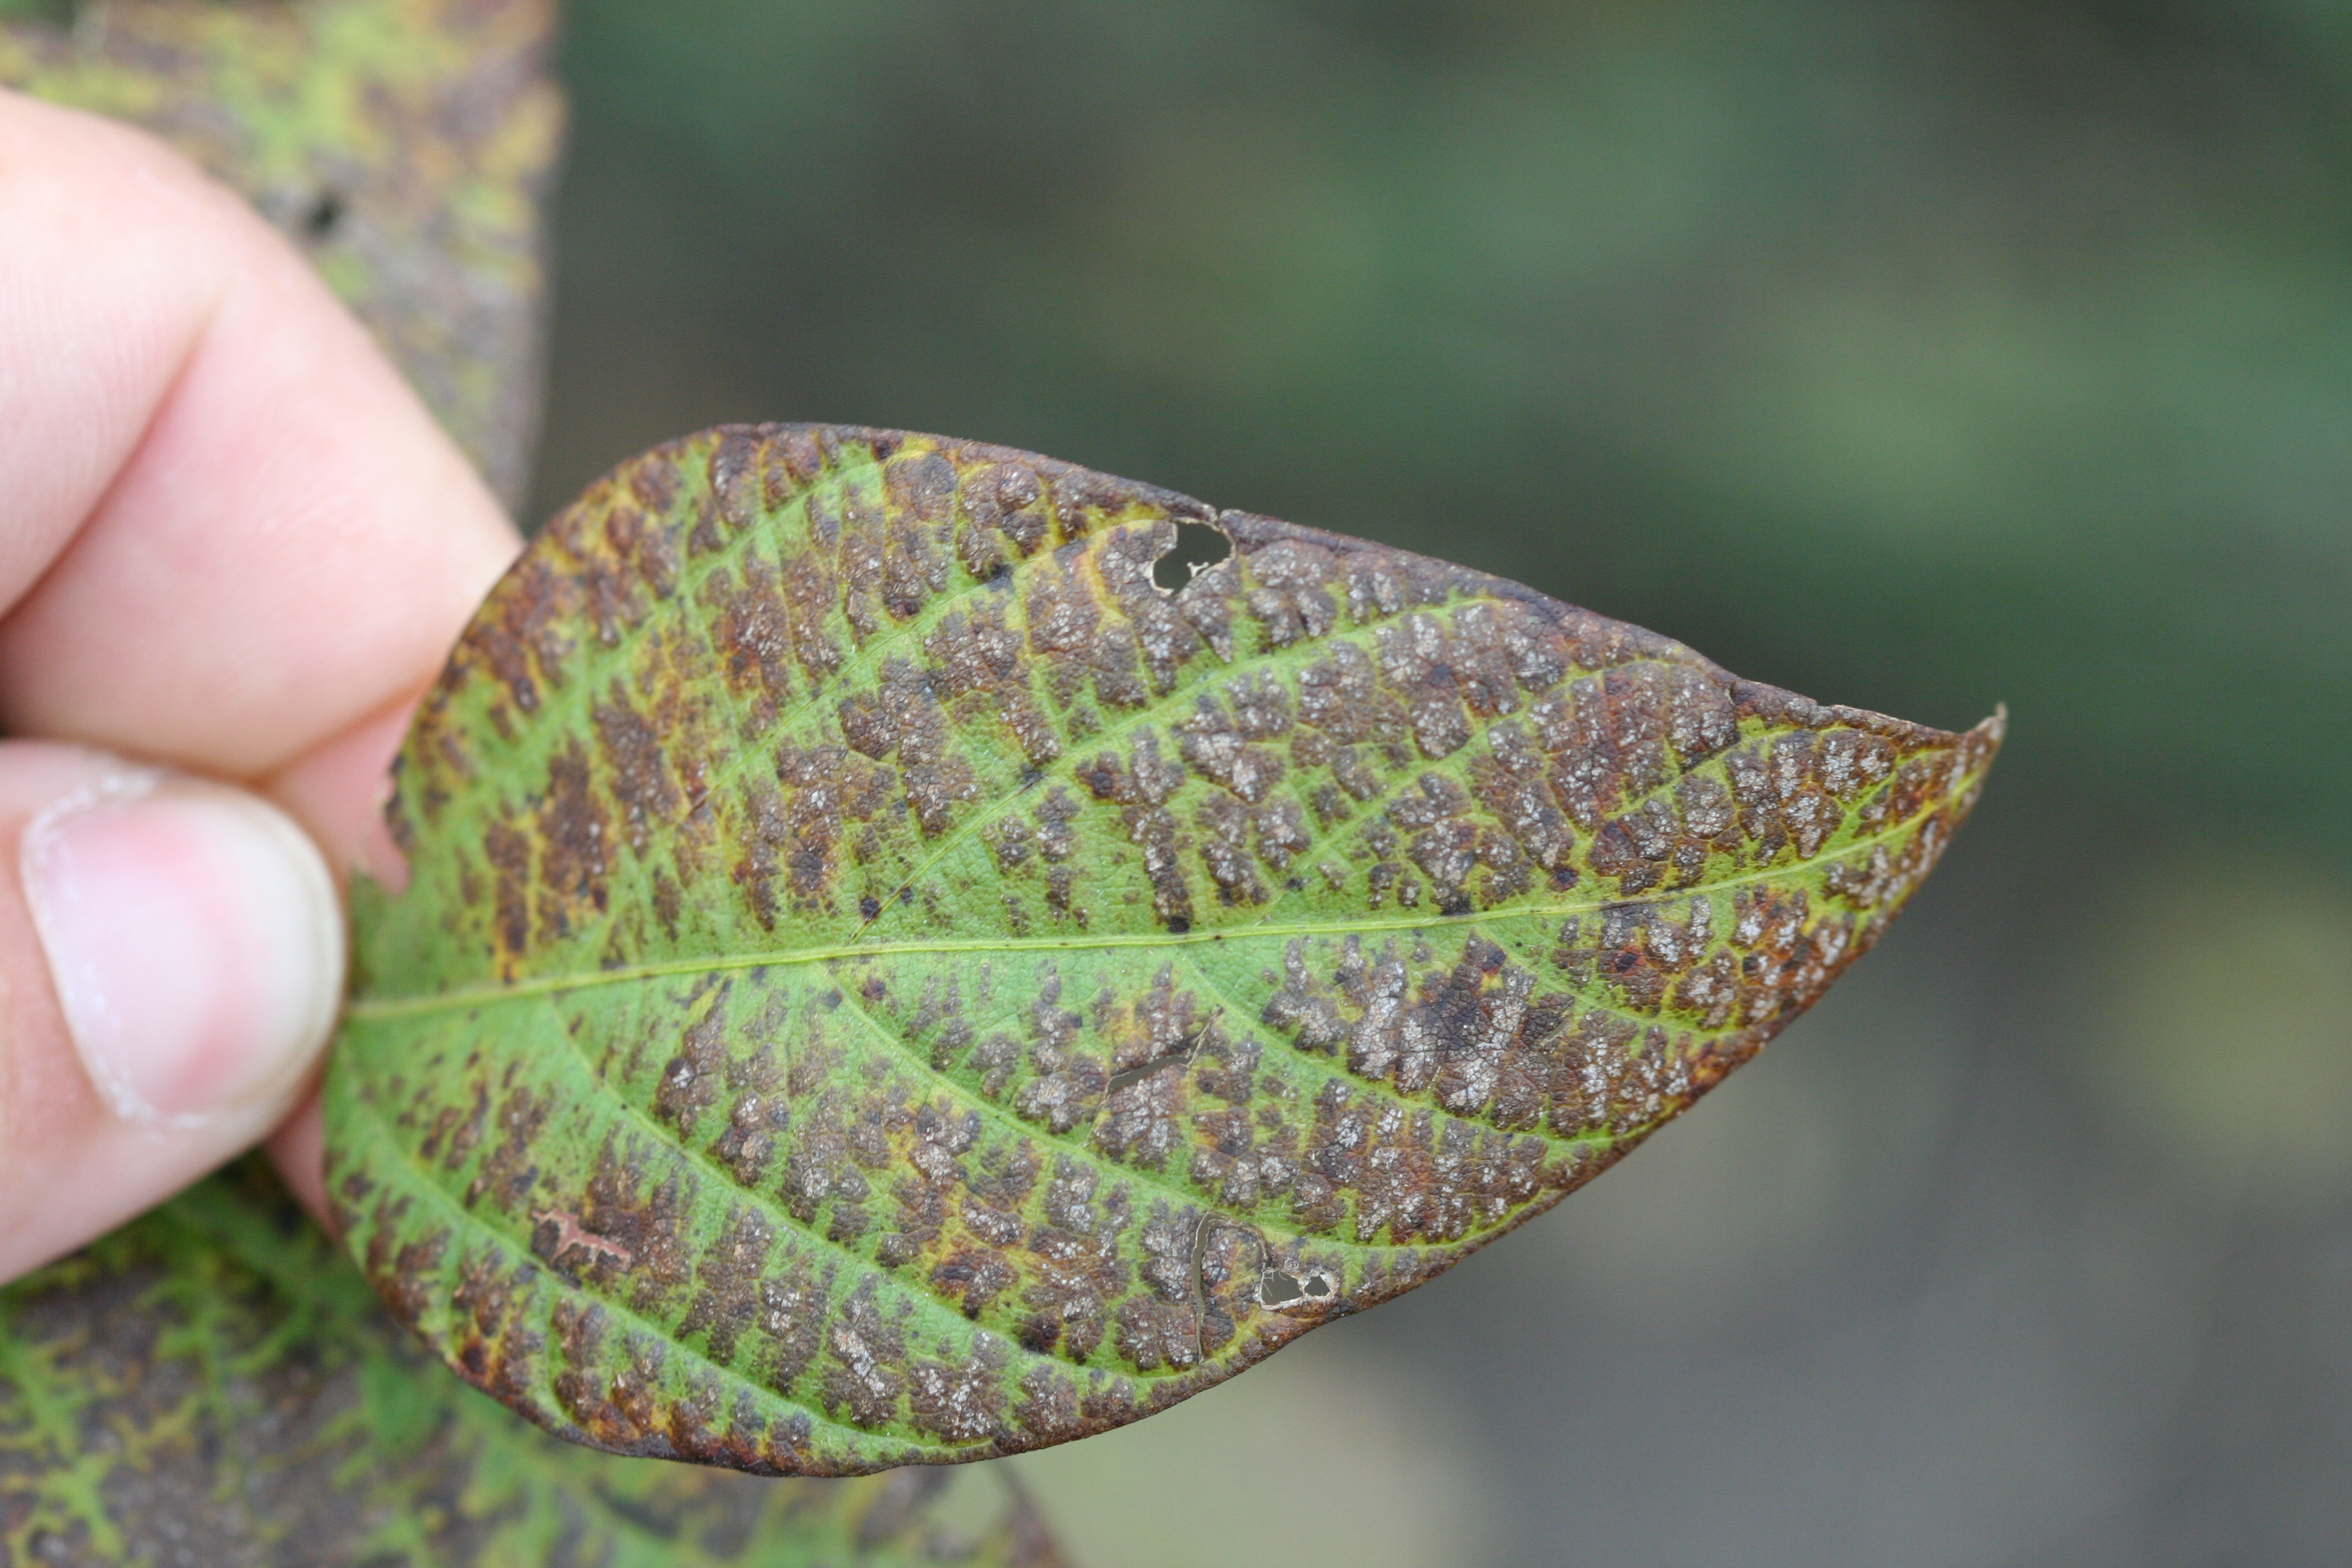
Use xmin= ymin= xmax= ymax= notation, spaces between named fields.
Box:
xmin=534 ymin=3 xmax=2352 ymax=1564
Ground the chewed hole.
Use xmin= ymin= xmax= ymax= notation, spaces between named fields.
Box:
xmin=1258 ymin=1269 xmax=1336 ymax=1307
xmin=1152 ymin=520 xmax=1232 ymax=594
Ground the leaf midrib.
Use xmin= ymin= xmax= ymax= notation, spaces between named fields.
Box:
xmin=344 ymin=786 xmax=1967 ymax=1022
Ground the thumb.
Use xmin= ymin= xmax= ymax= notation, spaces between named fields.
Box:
xmin=2 ymin=741 xmax=344 ymax=1281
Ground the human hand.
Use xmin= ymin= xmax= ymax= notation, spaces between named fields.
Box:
xmin=0 ymin=91 xmax=520 ymax=1283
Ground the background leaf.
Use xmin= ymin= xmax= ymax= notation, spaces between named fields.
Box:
xmin=0 ymin=1161 xmax=1066 ymax=1566
xmin=326 ymin=423 xmax=1998 ymax=1473
xmin=0 ymin=0 xmax=561 ymax=506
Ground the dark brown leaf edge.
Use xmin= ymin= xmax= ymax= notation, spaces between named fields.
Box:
xmin=325 ymin=423 xmax=2001 ymax=1475
xmin=0 ymin=1159 xmax=1068 ymax=1566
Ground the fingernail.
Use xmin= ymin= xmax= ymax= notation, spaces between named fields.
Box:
xmin=21 ymin=769 xmax=344 ymax=1126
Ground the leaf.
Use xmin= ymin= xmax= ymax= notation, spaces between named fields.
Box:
xmin=0 ymin=1160 xmax=1067 ymax=1567
xmin=325 ymin=423 xmax=1999 ymax=1474
xmin=0 ymin=0 xmax=560 ymax=506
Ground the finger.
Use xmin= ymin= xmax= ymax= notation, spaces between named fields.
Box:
xmin=0 ymin=90 xmax=521 ymax=780
xmin=0 ymin=93 xmax=523 ymax=1269
xmin=0 ymin=742 xmax=344 ymax=1281
xmin=265 ymin=1092 xmax=331 ymax=1229
xmin=258 ymin=702 xmax=419 ymax=1235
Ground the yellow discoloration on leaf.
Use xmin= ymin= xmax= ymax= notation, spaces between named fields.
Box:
xmin=326 ymin=424 xmax=1997 ymax=1475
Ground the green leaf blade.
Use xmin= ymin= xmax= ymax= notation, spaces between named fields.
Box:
xmin=327 ymin=424 xmax=1998 ymax=1474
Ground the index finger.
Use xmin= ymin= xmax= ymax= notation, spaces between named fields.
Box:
xmin=0 ymin=89 xmax=521 ymax=786
xmin=0 ymin=93 xmax=524 ymax=1262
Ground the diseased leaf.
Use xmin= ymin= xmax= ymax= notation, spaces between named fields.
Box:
xmin=0 ymin=1161 xmax=1066 ymax=1567
xmin=326 ymin=424 xmax=1999 ymax=1474
xmin=0 ymin=0 xmax=561 ymax=506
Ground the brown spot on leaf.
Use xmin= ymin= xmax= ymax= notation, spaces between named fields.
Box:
xmin=330 ymin=424 xmax=1996 ymax=1480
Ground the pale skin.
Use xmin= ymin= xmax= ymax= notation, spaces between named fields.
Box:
xmin=0 ymin=91 xmax=521 ymax=1282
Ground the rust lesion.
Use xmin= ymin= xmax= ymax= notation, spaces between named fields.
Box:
xmin=532 ymin=1207 xmax=636 ymax=1270
xmin=330 ymin=421 xmax=1999 ymax=1477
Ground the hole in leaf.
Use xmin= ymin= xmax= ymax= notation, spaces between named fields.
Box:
xmin=304 ymin=190 xmax=346 ymax=241
xmin=1259 ymin=1268 xmax=1335 ymax=1307
xmin=1152 ymin=520 xmax=1231 ymax=593
xmin=1259 ymin=1271 xmax=1304 ymax=1306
